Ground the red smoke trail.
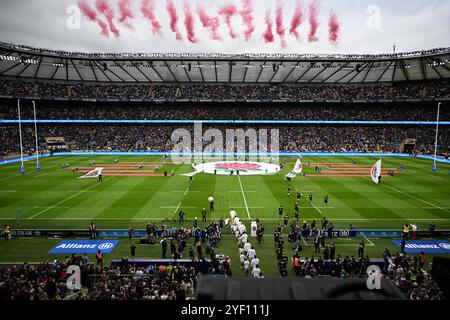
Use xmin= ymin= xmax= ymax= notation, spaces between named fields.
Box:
xmin=263 ymin=10 xmax=274 ymax=43
xmin=77 ymin=0 xmax=109 ymax=37
xmin=184 ymin=1 xmax=197 ymax=43
xmin=289 ymin=1 xmax=303 ymax=39
xmin=308 ymin=0 xmax=319 ymax=42
xmin=240 ymin=0 xmax=255 ymax=40
xmin=219 ymin=4 xmax=238 ymax=39
xmin=141 ymin=0 xmax=161 ymax=34
xmin=118 ymin=0 xmax=134 ymax=29
xmin=95 ymin=0 xmax=120 ymax=38
xmin=275 ymin=1 xmax=286 ymax=48
xmin=328 ymin=11 xmax=340 ymax=42
xmin=167 ymin=0 xmax=182 ymax=40
xmin=197 ymin=6 xmax=221 ymax=41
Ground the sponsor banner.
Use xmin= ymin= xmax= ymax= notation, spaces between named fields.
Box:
xmin=49 ymin=240 xmax=119 ymax=254
xmin=0 ymin=229 xmax=91 ymax=238
xmin=194 ymin=161 xmax=280 ymax=176
xmin=417 ymin=230 xmax=450 ymax=237
xmin=357 ymin=230 xmax=403 ymax=237
xmin=79 ymin=167 xmax=103 ymax=179
xmin=391 ymin=240 xmax=450 ymax=253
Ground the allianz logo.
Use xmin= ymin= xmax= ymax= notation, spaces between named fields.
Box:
xmin=405 ymin=243 xmax=450 ymax=250
xmin=56 ymin=242 xmax=114 ymax=249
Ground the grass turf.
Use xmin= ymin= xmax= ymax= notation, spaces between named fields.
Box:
xmin=0 ymin=154 xmax=449 ymax=276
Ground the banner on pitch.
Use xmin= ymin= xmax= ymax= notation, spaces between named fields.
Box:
xmin=391 ymin=240 xmax=450 ymax=253
xmin=370 ymin=159 xmax=381 ymax=184
xmin=79 ymin=167 xmax=103 ymax=178
xmin=49 ymin=240 xmax=119 ymax=254
xmin=285 ymin=158 xmax=303 ymax=178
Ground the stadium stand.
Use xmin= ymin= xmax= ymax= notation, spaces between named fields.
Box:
xmin=0 ymin=43 xmax=449 ymax=302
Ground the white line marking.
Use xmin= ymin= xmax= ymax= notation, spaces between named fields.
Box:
xmin=33 ymin=173 xmax=49 ymax=178
xmin=33 ymin=206 xmax=70 ymax=209
xmin=171 ymin=190 xmax=201 ymax=193
xmin=237 ymin=174 xmax=251 ymax=219
xmin=229 ymin=190 xmax=258 ymax=193
xmin=28 ymin=177 xmax=113 ymax=219
xmin=422 ymin=207 xmax=450 ymax=209
xmin=0 ymin=174 xmax=21 ymax=181
xmin=173 ymin=202 xmax=181 ymax=214
xmin=161 ymin=206 xmax=196 ymax=209
xmin=383 ymin=184 xmax=450 ymax=213
xmin=301 ymin=237 xmax=310 ymax=246
xmin=232 ymin=206 xmax=264 ymax=209
xmin=173 ymin=183 xmax=191 ymax=213
xmin=362 ymin=235 xmax=375 ymax=246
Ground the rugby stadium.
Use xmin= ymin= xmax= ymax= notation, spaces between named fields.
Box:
xmin=0 ymin=0 xmax=449 ymax=306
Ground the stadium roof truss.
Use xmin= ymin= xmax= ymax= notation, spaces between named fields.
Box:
xmin=0 ymin=42 xmax=449 ymax=84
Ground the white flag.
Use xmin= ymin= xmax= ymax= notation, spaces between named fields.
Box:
xmin=293 ymin=158 xmax=303 ymax=173
xmin=370 ymin=160 xmax=382 ymax=184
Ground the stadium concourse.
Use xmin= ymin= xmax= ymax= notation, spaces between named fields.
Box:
xmin=0 ymin=45 xmax=449 ymax=301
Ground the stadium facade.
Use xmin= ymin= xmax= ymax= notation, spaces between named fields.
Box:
xmin=1 ymin=42 xmax=449 ymax=84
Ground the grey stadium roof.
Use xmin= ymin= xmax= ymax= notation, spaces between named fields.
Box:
xmin=0 ymin=42 xmax=450 ymax=84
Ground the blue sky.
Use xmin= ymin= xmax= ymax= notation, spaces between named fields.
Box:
xmin=0 ymin=0 xmax=448 ymax=54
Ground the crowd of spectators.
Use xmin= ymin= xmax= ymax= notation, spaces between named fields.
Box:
xmin=0 ymin=80 xmax=449 ymax=101
xmin=384 ymin=250 xmax=446 ymax=300
xmin=0 ymin=258 xmax=197 ymax=300
xmin=1 ymin=124 xmax=448 ymax=158
xmin=1 ymin=100 xmax=448 ymax=121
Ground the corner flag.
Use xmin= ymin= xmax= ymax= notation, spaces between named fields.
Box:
xmin=370 ymin=159 xmax=382 ymax=184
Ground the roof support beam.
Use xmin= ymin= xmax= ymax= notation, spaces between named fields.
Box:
xmin=0 ymin=61 xmax=22 ymax=75
xmin=50 ymin=58 xmax=64 ymax=80
xmin=391 ymin=60 xmax=398 ymax=82
xmin=335 ymin=62 xmax=368 ymax=83
xmin=66 ymin=58 xmax=69 ymax=81
xmin=308 ymin=63 xmax=331 ymax=83
xmin=89 ymin=60 xmax=98 ymax=82
xmin=93 ymin=61 xmax=113 ymax=82
xmin=397 ymin=60 xmax=410 ymax=81
xmin=295 ymin=62 xmax=317 ymax=82
xmin=321 ymin=62 xmax=350 ymax=83
xmin=70 ymin=59 xmax=83 ymax=81
xmin=419 ymin=57 xmax=427 ymax=80
xmin=425 ymin=57 xmax=443 ymax=79
xmin=214 ymin=60 xmax=218 ymax=83
xmin=163 ymin=60 xmax=178 ymax=82
xmin=255 ymin=61 xmax=266 ymax=83
xmin=33 ymin=56 xmax=43 ymax=79
xmin=147 ymin=60 xmax=164 ymax=82
xmin=427 ymin=56 xmax=450 ymax=73
xmin=360 ymin=62 xmax=374 ymax=83
xmin=113 ymin=60 xmax=139 ymax=81
xmin=198 ymin=60 xmax=205 ymax=83
xmin=129 ymin=61 xmax=151 ymax=82
xmin=281 ymin=61 xmax=301 ymax=83
xmin=269 ymin=62 xmax=283 ymax=83
xmin=180 ymin=61 xmax=192 ymax=82
xmin=375 ymin=61 xmax=393 ymax=82
xmin=242 ymin=60 xmax=250 ymax=83
xmin=345 ymin=62 xmax=370 ymax=83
